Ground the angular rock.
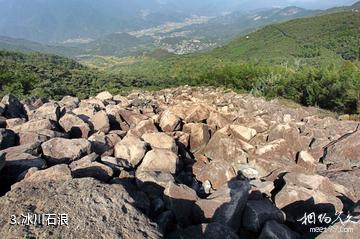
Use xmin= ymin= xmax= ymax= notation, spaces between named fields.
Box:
xmin=105 ymin=104 xmax=123 ymax=130
xmin=58 ymin=95 xmax=80 ymax=111
xmin=296 ymin=150 xmax=317 ymax=173
xmin=1 ymin=152 xmax=46 ymax=182
xmin=322 ymin=169 xmax=360 ymax=199
xmin=195 ymin=160 xmax=236 ymax=190
xmin=128 ymin=119 xmax=158 ymax=137
xmin=41 ymin=138 xmax=92 ymax=164
xmin=22 ymin=96 xmax=47 ymax=115
xmin=119 ymin=109 xmax=148 ymax=128
xmin=59 ymin=113 xmax=90 ymax=138
xmin=70 ymin=153 xmax=113 ymax=182
xmin=164 ymin=181 xmax=198 ymax=227
xmin=242 ymin=199 xmax=285 ymax=232
xmin=275 ymin=173 xmax=345 ymax=234
xmin=159 ymin=109 xmax=182 ymax=132
xmin=255 ymin=139 xmax=294 ymax=160
xmin=207 ymin=111 xmax=233 ymax=130
xmin=13 ymin=164 xmax=72 ymax=187
xmin=90 ymin=110 xmax=110 ymax=134
xmin=229 ymin=125 xmax=257 ymax=141
xmin=28 ymin=102 xmax=62 ymax=121
xmin=183 ymin=123 xmax=210 ymax=153
xmin=72 ymin=105 xmax=97 ymax=122
xmin=138 ymin=149 xmax=180 ymax=174
xmin=1 ymin=141 xmax=40 ymax=157
xmin=184 ymin=104 xmax=209 ymax=123
xmin=250 ymin=180 xmax=275 ymax=197
xmin=96 ymin=91 xmax=113 ymax=102
xmin=80 ymin=98 xmax=106 ymax=110
xmin=194 ymin=180 xmax=250 ymax=231
xmin=18 ymin=129 xmax=66 ymax=145
xmin=142 ymin=132 xmax=178 ymax=153
xmin=204 ymin=130 xmax=248 ymax=164
xmin=136 ymin=171 xmax=175 ymax=196
xmin=323 ymin=129 xmax=360 ymax=171
xmin=114 ymin=136 xmax=148 ymax=166
xmin=267 ymin=123 xmax=310 ymax=157
xmin=5 ymin=118 xmax=25 ymax=128
xmin=113 ymin=95 xmax=129 ymax=106
xmin=237 ymin=165 xmax=261 ymax=179
xmin=10 ymin=119 xmax=54 ymax=133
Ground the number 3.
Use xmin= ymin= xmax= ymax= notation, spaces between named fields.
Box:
xmin=10 ymin=215 xmax=17 ymax=225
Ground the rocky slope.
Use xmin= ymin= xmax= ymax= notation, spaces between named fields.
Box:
xmin=0 ymin=86 xmax=359 ymax=239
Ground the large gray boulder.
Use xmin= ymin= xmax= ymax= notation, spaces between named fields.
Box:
xmin=0 ymin=174 xmax=162 ymax=239
xmin=59 ymin=113 xmax=91 ymax=138
xmin=41 ymin=138 xmax=92 ymax=164
xmin=138 ymin=149 xmax=180 ymax=174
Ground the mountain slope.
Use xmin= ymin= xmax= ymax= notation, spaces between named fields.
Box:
xmin=209 ymin=11 xmax=360 ymax=66
xmin=0 ymin=50 xmax=111 ymax=99
xmin=184 ymin=6 xmax=320 ymax=43
xmin=0 ymin=36 xmax=81 ymax=57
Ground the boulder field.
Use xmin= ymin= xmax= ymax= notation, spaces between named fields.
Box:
xmin=0 ymin=86 xmax=359 ymax=238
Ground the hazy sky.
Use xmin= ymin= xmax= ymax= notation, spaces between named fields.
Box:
xmin=228 ymin=0 xmax=358 ymax=9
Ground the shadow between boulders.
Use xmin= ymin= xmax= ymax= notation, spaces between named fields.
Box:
xmin=0 ymin=157 xmax=46 ymax=196
xmin=111 ymin=170 xmax=354 ymax=239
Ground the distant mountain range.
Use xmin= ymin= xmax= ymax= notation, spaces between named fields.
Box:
xmin=0 ymin=1 xmax=359 ymax=59
xmin=0 ymin=0 xmax=357 ymax=43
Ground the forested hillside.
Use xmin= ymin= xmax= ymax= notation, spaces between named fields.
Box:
xmin=101 ymin=11 xmax=360 ymax=114
xmin=211 ymin=11 xmax=360 ymax=66
xmin=0 ymin=51 xmax=119 ymax=99
xmin=1 ymin=10 xmax=360 ymax=114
